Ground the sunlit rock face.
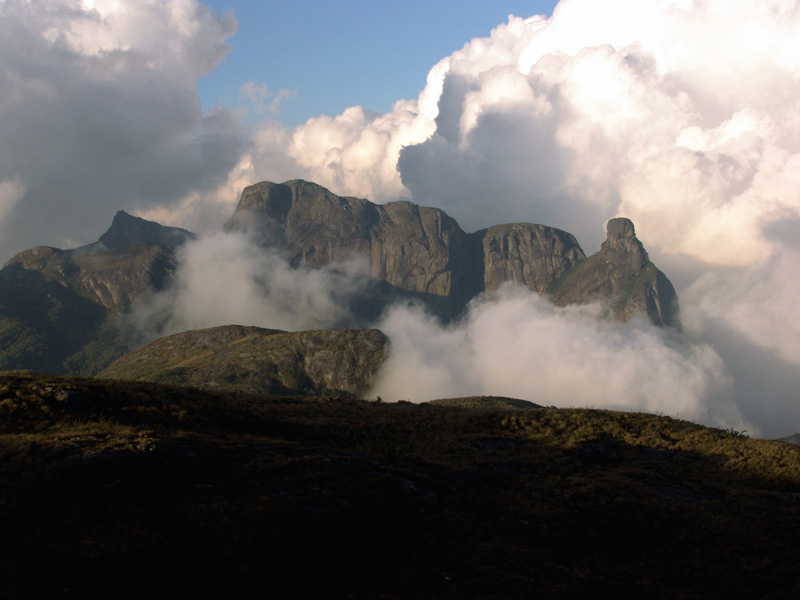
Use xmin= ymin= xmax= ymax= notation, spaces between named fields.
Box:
xmin=225 ymin=180 xmax=591 ymax=319
xmin=225 ymin=180 xmax=475 ymax=304
xmin=547 ymin=218 xmax=681 ymax=329
xmin=476 ymin=223 xmax=586 ymax=295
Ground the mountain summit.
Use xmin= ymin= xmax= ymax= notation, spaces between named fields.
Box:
xmin=225 ymin=180 xmax=679 ymax=327
xmin=547 ymin=218 xmax=681 ymax=329
xmin=90 ymin=210 xmax=195 ymax=251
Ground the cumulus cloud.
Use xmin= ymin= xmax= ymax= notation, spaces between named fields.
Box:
xmin=0 ymin=0 xmax=249 ymax=262
xmin=372 ymin=286 xmax=744 ymax=431
xmin=258 ymin=0 xmax=800 ymax=259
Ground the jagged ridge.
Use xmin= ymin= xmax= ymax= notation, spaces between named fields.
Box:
xmin=226 ymin=180 xmax=679 ymax=327
xmin=0 ymin=180 xmax=681 ymax=377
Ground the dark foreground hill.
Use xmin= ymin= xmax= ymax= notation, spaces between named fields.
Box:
xmin=2 ymin=372 xmax=799 ymax=599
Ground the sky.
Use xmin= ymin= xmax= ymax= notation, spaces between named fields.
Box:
xmin=196 ymin=1 xmax=558 ymax=128
xmin=2 ymin=0 xmax=800 ymax=437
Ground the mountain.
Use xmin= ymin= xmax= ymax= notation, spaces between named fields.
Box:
xmin=547 ymin=217 xmax=681 ymax=328
xmin=0 ymin=179 xmax=681 ymax=376
xmin=224 ymin=180 xmax=587 ymax=320
xmin=225 ymin=180 xmax=678 ymax=326
xmin=99 ymin=325 xmax=388 ymax=397
xmin=0 ymin=213 xmax=191 ymax=374
xmin=84 ymin=210 xmax=195 ymax=252
xmin=3 ymin=371 xmax=800 ymax=599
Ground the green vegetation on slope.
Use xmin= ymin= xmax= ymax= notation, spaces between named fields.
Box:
xmin=1 ymin=371 xmax=799 ymax=599
xmin=98 ymin=325 xmax=388 ymax=398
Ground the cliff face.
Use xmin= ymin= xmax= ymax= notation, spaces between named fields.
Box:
xmin=225 ymin=180 xmax=587 ymax=318
xmin=0 ymin=213 xmax=189 ymax=375
xmin=546 ymin=218 xmax=681 ymax=329
xmin=224 ymin=180 xmax=476 ymax=302
xmin=476 ymin=223 xmax=586 ymax=294
xmin=224 ymin=181 xmax=678 ymax=327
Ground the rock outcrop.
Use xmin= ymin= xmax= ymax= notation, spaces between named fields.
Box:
xmin=224 ymin=180 xmax=478 ymax=307
xmin=225 ymin=180 xmax=586 ymax=318
xmin=99 ymin=325 xmax=388 ymax=398
xmin=476 ymin=223 xmax=586 ymax=294
xmin=546 ymin=218 xmax=681 ymax=329
xmin=4 ymin=243 xmax=177 ymax=313
xmin=0 ymin=213 xmax=191 ymax=374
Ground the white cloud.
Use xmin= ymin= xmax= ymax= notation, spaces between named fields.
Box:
xmin=372 ymin=286 xmax=742 ymax=431
xmin=0 ymin=0 xmax=248 ymax=261
xmin=239 ymin=81 xmax=295 ymax=115
xmin=249 ymin=0 xmax=800 ymax=262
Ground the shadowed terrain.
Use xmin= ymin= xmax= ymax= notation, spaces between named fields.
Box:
xmin=1 ymin=371 xmax=799 ymax=599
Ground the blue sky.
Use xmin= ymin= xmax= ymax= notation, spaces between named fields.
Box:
xmin=198 ymin=1 xmax=558 ymax=127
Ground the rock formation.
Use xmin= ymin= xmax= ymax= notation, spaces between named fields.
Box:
xmin=99 ymin=325 xmax=388 ymax=398
xmin=476 ymin=223 xmax=586 ymax=294
xmin=546 ymin=218 xmax=681 ymax=329
xmin=91 ymin=210 xmax=195 ymax=251
xmin=225 ymin=180 xmax=586 ymax=319
xmin=0 ymin=179 xmax=682 ymax=378
xmin=0 ymin=213 xmax=190 ymax=374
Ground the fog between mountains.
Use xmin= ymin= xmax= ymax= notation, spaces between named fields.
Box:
xmin=132 ymin=230 xmax=748 ymax=435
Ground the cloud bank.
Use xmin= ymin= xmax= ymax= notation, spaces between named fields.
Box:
xmin=130 ymin=231 xmax=370 ymax=340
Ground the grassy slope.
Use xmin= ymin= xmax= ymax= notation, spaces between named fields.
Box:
xmin=1 ymin=371 xmax=799 ymax=599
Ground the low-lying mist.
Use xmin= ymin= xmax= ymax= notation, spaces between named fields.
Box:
xmin=372 ymin=286 xmax=744 ymax=432
xmin=129 ymin=231 xmax=371 ymax=340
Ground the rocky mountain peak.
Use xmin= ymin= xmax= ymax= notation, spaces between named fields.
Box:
xmin=96 ymin=210 xmax=195 ymax=251
xmin=598 ymin=217 xmax=649 ymax=288
xmin=606 ymin=216 xmax=636 ymax=240
xmin=547 ymin=217 xmax=681 ymax=329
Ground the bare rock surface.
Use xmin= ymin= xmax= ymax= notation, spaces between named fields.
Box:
xmin=226 ymin=180 xmax=588 ymax=317
xmin=546 ymin=218 xmax=681 ymax=328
